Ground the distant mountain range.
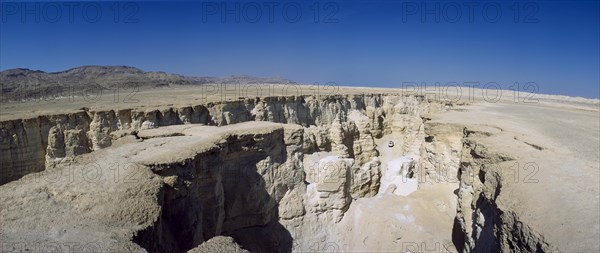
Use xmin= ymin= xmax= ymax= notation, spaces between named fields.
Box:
xmin=0 ymin=66 xmax=296 ymax=101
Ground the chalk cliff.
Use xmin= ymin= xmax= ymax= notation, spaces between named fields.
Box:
xmin=1 ymin=92 xmax=588 ymax=253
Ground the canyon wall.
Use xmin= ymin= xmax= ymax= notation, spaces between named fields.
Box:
xmin=454 ymin=135 xmax=556 ymax=253
xmin=0 ymin=94 xmax=438 ymax=186
xmin=0 ymin=93 xmax=564 ymax=253
xmin=1 ymin=94 xmax=441 ymax=252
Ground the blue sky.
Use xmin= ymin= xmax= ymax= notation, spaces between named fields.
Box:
xmin=1 ymin=0 xmax=599 ymax=98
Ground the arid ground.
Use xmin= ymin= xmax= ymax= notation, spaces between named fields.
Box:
xmin=1 ymin=70 xmax=598 ymax=252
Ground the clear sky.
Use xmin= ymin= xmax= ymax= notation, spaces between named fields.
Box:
xmin=1 ymin=0 xmax=599 ymax=98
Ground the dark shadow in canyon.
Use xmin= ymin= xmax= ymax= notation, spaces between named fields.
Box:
xmin=133 ymin=133 xmax=293 ymax=253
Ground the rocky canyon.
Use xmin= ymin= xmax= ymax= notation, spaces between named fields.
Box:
xmin=1 ymin=68 xmax=599 ymax=252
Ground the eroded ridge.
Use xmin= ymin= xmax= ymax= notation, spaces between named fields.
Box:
xmin=1 ymin=93 xmax=596 ymax=253
xmin=1 ymin=94 xmax=445 ymax=252
xmin=0 ymin=94 xmax=437 ymax=185
xmin=454 ymin=132 xmax=556 ymax=252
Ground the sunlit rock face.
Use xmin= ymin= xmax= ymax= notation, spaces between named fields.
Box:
xmin=3 ymin=91 xmax=593 ymax=253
